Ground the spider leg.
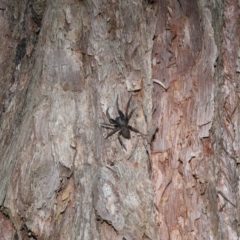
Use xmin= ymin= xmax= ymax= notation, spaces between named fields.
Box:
xmin=116 ymin=95 xmax=125 ymax=118
xmin=125 ymin=95 xmax=133 ymax=118
xmin=127 ymin=107 xmax=136 ymax=122
xmin=101 ymin=123 xmax=116 ymax=129
xmin=118 ymin=131 xmax=127 ymax=150
xmin=105 ymin=127 xmax=120 ymax=139
xmin=128 ymin=125 xmax=145 ymax=135
xmin=106 ymin=108 xmax=118 ymax=124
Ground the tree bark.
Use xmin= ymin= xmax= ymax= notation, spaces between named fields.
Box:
xmin=0 ymin=0 xmax=239 ymax=240
xmin=152 ymin=0 xmax=240 ymax=239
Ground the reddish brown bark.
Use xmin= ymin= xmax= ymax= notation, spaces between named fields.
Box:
xmin=152 ymin=0 xmax=239 ymax=239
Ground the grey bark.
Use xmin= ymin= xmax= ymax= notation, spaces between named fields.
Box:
xmin=0 ymin=0 xmax=239 ymax=240
xmin=0 ymin=0 xmax=158 ymax=239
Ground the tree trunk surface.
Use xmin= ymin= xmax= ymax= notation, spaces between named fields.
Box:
xmin=0 ymin=0 xmax=239 ymax=240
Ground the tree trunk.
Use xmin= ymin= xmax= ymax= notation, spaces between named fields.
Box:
xmin=0 ymin=0 xmax=239 ymax=240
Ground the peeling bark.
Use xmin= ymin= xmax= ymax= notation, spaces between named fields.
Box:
xmin=0 ymin=0 xmax=239 ymax=239
xmin=152 ymin=0 xmax=240 ymax=239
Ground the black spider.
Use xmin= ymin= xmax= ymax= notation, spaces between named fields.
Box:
xmin=101 ymin=95 xmax=143 ymax=150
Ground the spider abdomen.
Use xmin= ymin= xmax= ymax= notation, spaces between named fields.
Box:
xmin=121 ymin=126 xmax=131 ymax=139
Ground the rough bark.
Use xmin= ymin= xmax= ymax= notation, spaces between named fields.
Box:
xmin=152 ymin=0 xmax=240 ymax=239
xmin=0 ymin=0 xmax=158 ymax=239
xmin=0 ymin=0 xmax=239 ymax=240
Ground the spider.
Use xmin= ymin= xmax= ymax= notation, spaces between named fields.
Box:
xmin=101 ymin=95 xmax=143 ymax=150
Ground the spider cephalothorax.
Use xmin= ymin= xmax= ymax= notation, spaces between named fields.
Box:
xmin=101 ymin=95 xmax=143 ymax=150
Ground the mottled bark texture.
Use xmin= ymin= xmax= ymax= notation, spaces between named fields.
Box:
xmin=152 ymin=0 xmax=240 ymax=239
xmin=0 ymin=0 xmax=239 ymax=240
xmin=0 ymin=0 xmax=157 ymax=239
